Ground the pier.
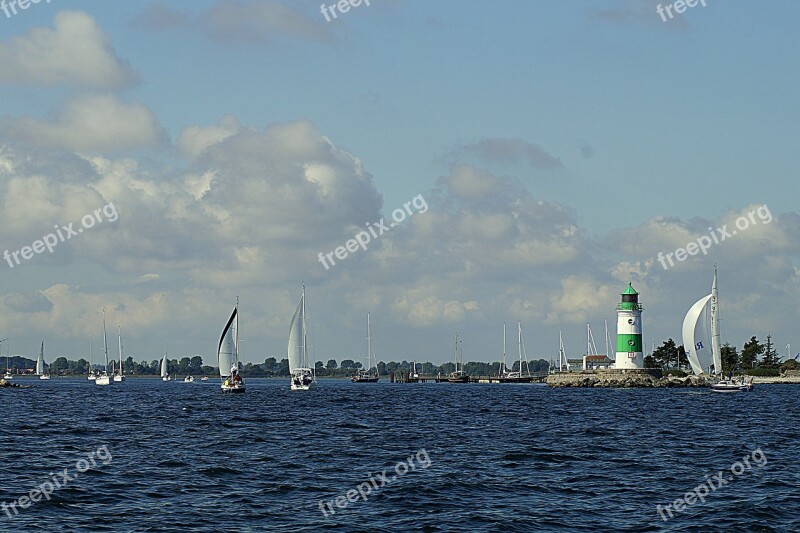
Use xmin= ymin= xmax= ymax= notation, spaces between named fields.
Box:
xmin=392 ymin=371 xmax=548 ymax=383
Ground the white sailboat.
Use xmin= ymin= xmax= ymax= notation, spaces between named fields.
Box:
xmin=219 ymin=299 xmax=245 ymax=393
xmin=499 ymin=322 xmax=532 ymax=382
xmin=447 ymin=332 xmax=469 ymax=383
xmin=95 ymin=310 xmax=112 ymax=386
xmin=38 ymin=342 xmax=50 ymax=379
xmin=682 ymin=268 xmax=752 ymax=392
xmin=288 ymin=284 xmax=316 ymax=391
xmin=161 ymin=352 xmax=171 ymax=381
xmin=352 ymin=312 xmax=379 ymax=382
xmin=113 ymin=326 xmax=125 ymax=382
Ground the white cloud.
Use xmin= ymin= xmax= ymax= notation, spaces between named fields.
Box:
xmin=0 ymin=11 xmax=139 ymax=89
xmin=2 ymin=94 xmax=167 ymax=153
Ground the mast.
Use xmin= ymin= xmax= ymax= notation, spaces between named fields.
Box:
xmin=518 ymin=322 xmax=523 ymax=374
xmin=604 ymin=319 xmax=611 ymax=358
xmin=301 ymin=285 xmax=307 ymax=368
xmin=118 ymin=325 xmax=123 ymax=376
xmin=502 ymin=323 xmax=507 ymax=374
xmin=559 ymin=330 xmax=565 ymax=372
xmin=89 ymin=337 xmax=93 ymax=375
xmin=710 ymin=266 xmax=721 ymax=374
xmin=453 ymin=332 xmax=458 ymax=372
xmin=367 ymin=312 xmax=372 ymax=373
xmin=235 ymin=296 xmax=240 ymax=371
xmin=102 ymin=309 xmax=109 ymax=373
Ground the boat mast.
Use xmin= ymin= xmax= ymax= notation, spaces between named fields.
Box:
xmin=502 ymin=323 xmax=507 ymax=374
xmin=710 ymin=266 xmax=721 ymax=374
xmin=367 ymin=312 xmax=372 ymax=375
xmin=102 ymin=309 xmax=109 ymax=373
xmin=118 ymin=326 xmax=123 ymax=376
xmin=235 ymin=296 xmax=240 ymax=371
xmin=604 ymin=319 xmax=611 ymax=358
xmin=517 ymin=322 xmax=523 ymax=374
xmin=301 ymin=285 xmax=307 ymax=369
xmin=559 ymin=330 xmax=565 ymax=372
xmin=453 ymin=332 xmax=458 ymax=373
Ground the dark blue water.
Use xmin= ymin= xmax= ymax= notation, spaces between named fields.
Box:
xmin=0 ymin=379 xmax=797 ymax=532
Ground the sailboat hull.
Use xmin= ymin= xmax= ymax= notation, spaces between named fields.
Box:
xmin=221 ymin=383 xmax=245 ymax=393
xmin=39 ymin=375 xmax=50 ymax=380
xmin=291 ymin=381 xmax=317 ymax=391
xmin=351 ymin=376 xmax=379 ymax=383
xmin=113 ymin=375 xmax=125 ymax=382
xmin=95 ymin=375 xmax=111 ymax=386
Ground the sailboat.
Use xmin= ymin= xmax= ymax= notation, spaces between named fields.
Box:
xmin=352 ymin=312 xmax=379 ymax=383
xmin=448 ymin=333 xmax=469 ymax=383
xmin=160 ymin=352 xmax=171 ymax=381
xmin=2 ymin=338 xmax=12 ymax=379
xmin=682 ymin=267 xmax=752 ymax=392
xmin=288 ymin=284 xmax=316 ymax=390
xmin=95 ymin=310 xmax=112 ymax=386
xmin=219 ymin=299 xmax=245 ymax=393
xmin=113 ymin=326 xmax=125 ymax=382
xmin=87 ymin=338 xmax=96 ymax=380
xmin=499 ymin=322 xmax=532 ymax=383
xmin=38 ymin=342 xmax=50 ymax=379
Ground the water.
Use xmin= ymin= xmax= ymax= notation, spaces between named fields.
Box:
xmin=1 ymin=379 xmax=797 ymax=532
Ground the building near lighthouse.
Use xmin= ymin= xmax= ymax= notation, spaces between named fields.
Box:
xmin=615 ymin=282 xmax=643 ymax=370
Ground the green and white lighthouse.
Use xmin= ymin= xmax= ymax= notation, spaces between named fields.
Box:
xmin=615 ymin=282 xmax=643 ymax=370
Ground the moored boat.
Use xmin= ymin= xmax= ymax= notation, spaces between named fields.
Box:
xmin=288 ymin=284 xmax=317 ymax=391
xmin=352 ymin=312 xmax=379 ymax=383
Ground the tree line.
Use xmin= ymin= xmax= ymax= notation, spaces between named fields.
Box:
xmin=643 ymin=335 xmax=798 ymax=375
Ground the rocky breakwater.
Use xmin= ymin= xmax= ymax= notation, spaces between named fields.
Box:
xmin=547 ymin=370 xmax=709 ymax=388
xmin=0 ymin=379 xmax=28 ymax=388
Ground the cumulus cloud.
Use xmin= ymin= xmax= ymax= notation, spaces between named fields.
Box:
xmin=177 ymin=115 xmax=242 ymax=160
xmin=1 ymin=94 xmax=167 ymax=153
xmin=0 ymin=11 xmax=139 ymax=89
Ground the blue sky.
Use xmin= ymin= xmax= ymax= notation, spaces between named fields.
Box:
xmin=1 ymin=1 xmax=799 ymax=366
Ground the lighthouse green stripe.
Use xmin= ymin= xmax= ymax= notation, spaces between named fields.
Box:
xmin=617 ymin=334 xmax=642 ymax=353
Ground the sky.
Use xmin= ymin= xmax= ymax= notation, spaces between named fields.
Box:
xmin=1 ymin=0 xmax=798 ymax=367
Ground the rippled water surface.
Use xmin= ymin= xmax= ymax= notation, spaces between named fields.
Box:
xmin=1 ymin=379 xmax=798 ymax=532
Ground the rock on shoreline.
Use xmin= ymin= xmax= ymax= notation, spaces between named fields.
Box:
xmin=547 ymin=371 xmax=710 ymax=388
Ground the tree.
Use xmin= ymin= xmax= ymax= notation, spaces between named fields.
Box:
xmin=315 ymin=361 xmax=325 ymax=375
xmin=651 ymin=339 xmax=680 ymax=369
xmin=190 ymin=356 xmax=204 ymax=373
xmin=340 ymin=359 xmax=357 ymax=370
xmin=720 ymin=343 xmax=739 ymax=373
xmin=760 ymin=335 xmax=782 ymax=368
xmin=643 ymin=355 xmax=657 ymax=368
xmin=740 ymin=336 xmax=764 ymax=369
xmin=326 ymin=359 xmax=338 ymax=371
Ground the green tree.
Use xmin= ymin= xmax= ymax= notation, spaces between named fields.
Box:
xmin=740 ymin=336 xmax=764 ymax=370
xmin=760 ymin=335 xmax=782 ymax=368
xmin=720 ymin=343 xmax=739 ymax=373
xmin=326 ymin=359 xmax=338 ymax=371
xmin=651 ymin=339 xmax=680 ymax=369
xmin=315 ymin=361 xmax=325 ymax=375
xmin=190 ymin=356 xmax=204 ymax=373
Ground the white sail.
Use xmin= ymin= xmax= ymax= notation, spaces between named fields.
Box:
xmin=36 ymin=342 xmax=44 ymax=375
xmin=160 ymin=354 xmax=168 ymax=378
xmin=287 ymin=296 xmax=305 ymax=373
xmin=682 ymin=294 xmax=713 ymax=375
xmin=218 ymin=306 xmax=238 ymax=378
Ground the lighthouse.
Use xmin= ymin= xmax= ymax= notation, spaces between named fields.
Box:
xmin=615 ymin=282 xmax=643 ymax=370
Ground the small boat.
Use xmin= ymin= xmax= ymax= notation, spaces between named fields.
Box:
xmin=161 ymin=352 xmax=171 ymax=381
xmin=95 ymin=310 xmax=112 ymax=386
xmin=711 ymin=376 xmax=754 ymax=393
xmin=113 ymin=326 xmax=125 ymax=382
xmin=37 ymin=342 xmax=50 ymax=380
xmin=219 ymin=299 xmax=245 ymax=393
xmin=288 ymin=284 xmax=317 ymax=391
xmin=184 ymin=375 xmax=194 ymax=383
xmin=200 ymin=376 xmax=209 ymax=381
xmin=448 ymin=333 xmax=470 ymax=383
xmin=352 ymin=312 xmax=380 ymax=383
